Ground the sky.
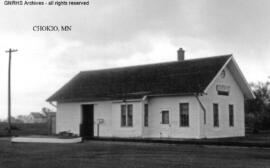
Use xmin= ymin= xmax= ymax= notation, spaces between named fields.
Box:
xmin=0 ymin=0 xmax=269 ymax=119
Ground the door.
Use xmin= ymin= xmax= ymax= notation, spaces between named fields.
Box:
xmin=160 ymin=110 xmax=170 ymax=138
xmin=80 ymin=104 xmax=94 ymax=138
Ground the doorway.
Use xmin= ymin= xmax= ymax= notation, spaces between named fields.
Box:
xmin=80 ymin=104 xmax=94 ymax=138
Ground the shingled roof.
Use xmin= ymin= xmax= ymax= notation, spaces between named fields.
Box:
xmin=47 ymin=55 xmax=232 ymax=102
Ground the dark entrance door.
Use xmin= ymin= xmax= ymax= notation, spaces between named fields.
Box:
xmin=80 ymin=104 xmax=94 ymax=138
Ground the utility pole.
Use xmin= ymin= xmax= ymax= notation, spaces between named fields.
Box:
xmin=5 ymin=49 xmax=18 ymax=135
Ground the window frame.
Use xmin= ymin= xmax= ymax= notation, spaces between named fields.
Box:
xmin=213 ymin=103 xmax=219 ymax=127
xmin=121 ymin=104 xmax=133 ymax=127
xmin=179 ymin=103 xmax=189 ymax=127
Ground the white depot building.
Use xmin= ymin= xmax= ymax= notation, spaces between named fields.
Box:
xmin=47 ymin=48 xmax=254 ymax=139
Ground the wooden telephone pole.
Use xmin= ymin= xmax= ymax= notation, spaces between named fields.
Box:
xmin=5 ymin=49 xmax=18 ymax=135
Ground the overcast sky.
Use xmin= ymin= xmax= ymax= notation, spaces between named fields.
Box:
xmin=0 ymin=0 xmax=269 ymax=119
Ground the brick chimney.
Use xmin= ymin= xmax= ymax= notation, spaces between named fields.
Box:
xmin=177 ymin=48 xmax=185 ymax=61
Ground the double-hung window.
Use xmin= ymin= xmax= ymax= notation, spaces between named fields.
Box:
xmin=213 ymin=103 xmax=219 ymax=127
xmin=121 ymin=104 xmax=133 ymax=127
xmin=180 ymin=103 xmax=189 ymax=127
xmin=229 ymin=104 xmax=234 ymax=127
xmin=144 ymin=104 xmax=148 ymax=127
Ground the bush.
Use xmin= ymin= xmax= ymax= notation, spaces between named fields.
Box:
xmin=4 ymin=125 xmax=20 ymax=130
xmin=58 ymin=131 xmax=78 ymax=138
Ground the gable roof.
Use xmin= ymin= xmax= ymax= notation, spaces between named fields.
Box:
xmin=47 ymin=55 xmax=237 ymax=102
xmin=217 ymin=57 xmax=255 ymax=99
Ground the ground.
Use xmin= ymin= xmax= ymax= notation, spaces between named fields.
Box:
xmin=0 ymin=139 xmax=270 ymax=168
xmin=0 ymin=123 xmax=270 ymax=167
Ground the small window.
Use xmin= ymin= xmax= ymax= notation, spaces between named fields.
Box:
xmin=121 ymin=104 xmax=133 ymax=127
xmin=144 ymin=104 xmax=148 ymax=127
xmin=161 ymin=110 xmax=169 ymax=124
xmin=180 ymin=103 xmax=189 ymax=127
xmin=218 ymin=91 xmax=229 ymax=96
xmin=213 ymin=104 xmax=219 ymax=127
xmin=216 ymin=85 xmax=230 ymax=96
xmin=229 ymin=104 xmax=234 ymax=127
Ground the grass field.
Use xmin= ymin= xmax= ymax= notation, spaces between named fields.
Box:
xmin=0 ymin=139 xmax=270 ymax=168
xmin=0 ymin=123 xmax=270 ymax=168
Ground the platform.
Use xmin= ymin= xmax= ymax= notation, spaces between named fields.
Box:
xmin=11 ymin=135 xmax=82 ymax=144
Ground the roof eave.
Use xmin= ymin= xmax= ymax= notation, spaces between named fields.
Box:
xmin=46 ymin=92 xmax=204 ymax=103
xmin=230 ymin=57 xmax=255 ymax=99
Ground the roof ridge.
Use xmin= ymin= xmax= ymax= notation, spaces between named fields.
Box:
xmin=80 ymin=54 xmax=232 ymax=73
xmin=182 ymin=54 xmax=232 ymax=62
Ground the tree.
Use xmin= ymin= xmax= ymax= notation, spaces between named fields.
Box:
xmin=245 ymin=80 xmax=270 ymax=132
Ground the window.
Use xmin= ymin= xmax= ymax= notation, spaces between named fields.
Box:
xmin=121 ymin=104 xmax=133 ymax=127
xmin=161 ymin=110 xmax=169 ymax=124
xmin=180 ymin=103 xmax=189 ymax=127
xmin=203 ymin=109 xmax=206 ymax=125
xmin=144 ymin=104 xmax=148 ymax=127
xmin=127 ymin=104 xmax=133 ymax=126
xmin=121 ymin=105 xmax=126 ymax=126
xmin=229 ymin=104 xmax=234 ymax=127
xmin=216 ymin=85 xmax=230 ymax=96
xmin=217 ymin=91 xmax=229 ymax=96
xmin=213 ymin=104 xmax=219 ymax=127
